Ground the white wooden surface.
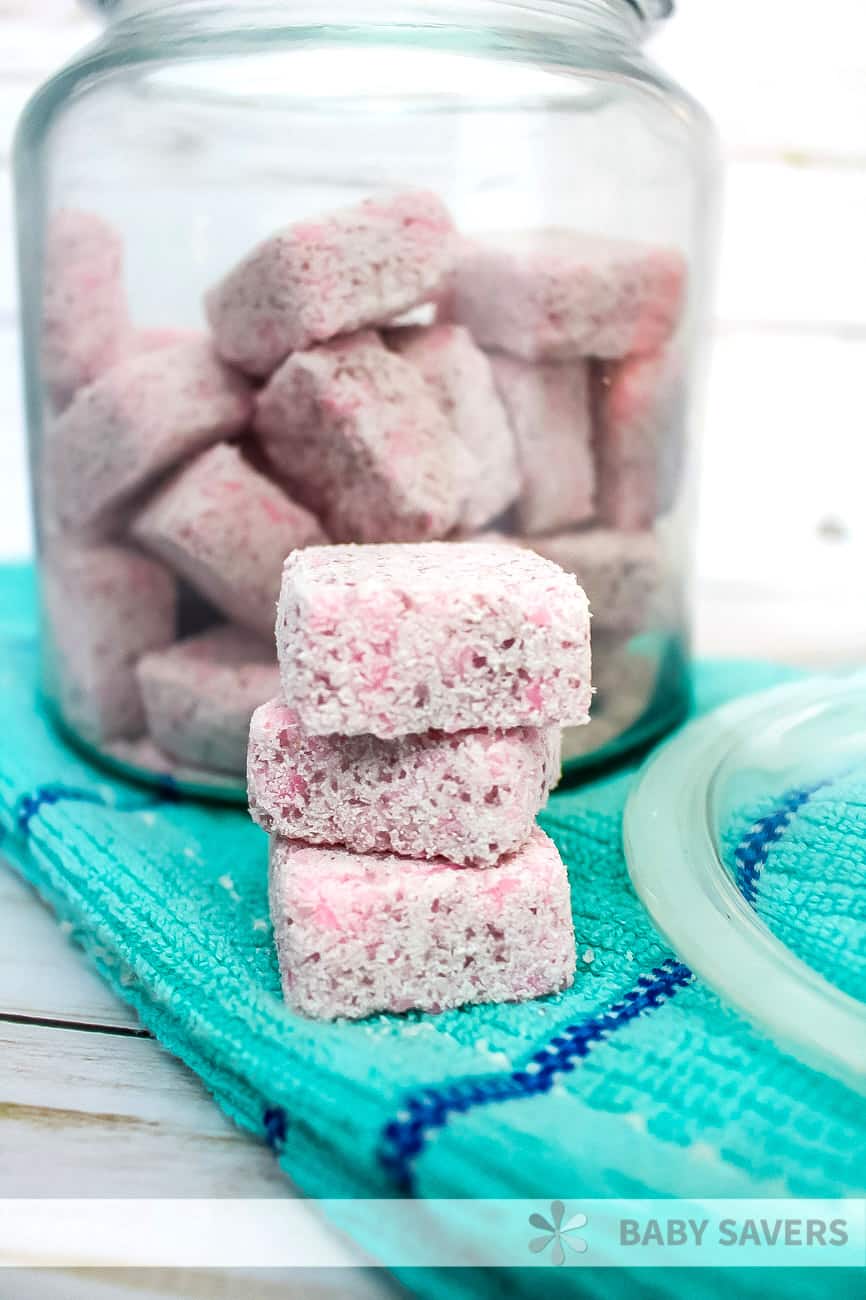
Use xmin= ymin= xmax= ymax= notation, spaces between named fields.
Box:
xmin=0 ymin=873 xmax=395 ymax=1294
xmin=7 ymin=1271 xmax=390 ymax=1300
xmin=656 ymin=0 xmax=866 ymax=668
xmin=1 ymin=0 xmax=865 ymax=1287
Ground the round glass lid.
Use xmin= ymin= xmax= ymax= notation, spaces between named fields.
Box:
xmin=624 ymin=674 xmax=866 ymax=1096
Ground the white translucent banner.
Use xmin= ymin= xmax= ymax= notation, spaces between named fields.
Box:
xmin=1 ymin=1199 xmax=864 ymax=1269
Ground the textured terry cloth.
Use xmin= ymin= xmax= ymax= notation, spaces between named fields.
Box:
xmin=1 ymin=564 xmax=864 ymax=1300
xmin=722 ymin=772 xmax=866 ymax=1006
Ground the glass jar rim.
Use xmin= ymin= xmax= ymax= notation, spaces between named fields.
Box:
xmin=625 ymin=0 xmax=674 ymax=19
xmin=84 ymin=0 xmax=674 ymax=27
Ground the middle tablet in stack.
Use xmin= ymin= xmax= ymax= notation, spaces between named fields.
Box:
xmin=248 ymin=540 xmax=592 ymax=1020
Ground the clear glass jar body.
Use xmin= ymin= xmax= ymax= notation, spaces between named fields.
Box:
xmin=15 ymin=0 xmax=720 ymax=798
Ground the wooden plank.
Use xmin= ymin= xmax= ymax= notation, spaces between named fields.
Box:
xmin=696 ymin=581 xmax=866 ymax=669
xmin=654 ymin=0 xmax=866 ymax=158
xmin=3 ymin=1267 xmax=395 ymax=1300
xmin=0 ymin=1017 xmax=291 ymax=1197
xmin=0 ymin=326 xmax=32 ymax=560
xmin=717 ymin=163 xmax=866 ymax=328
xmin=0 ymin=1019 xmax=390 ymax=1288
xmin=0 ymin=2 xmax=96 ymax=85
xmin=0 ymin=861 xmax=141 ymax=1031
xmin=696 ymin=331 xmax=866 ymax=585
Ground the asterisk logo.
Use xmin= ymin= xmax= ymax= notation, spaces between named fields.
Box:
xmin=528 ymin=1201 xmax=589 ymax=1265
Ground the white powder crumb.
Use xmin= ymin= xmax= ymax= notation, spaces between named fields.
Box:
xmin=218 ymin=874 xmax=235 ymax=891
xmin=138 ymin=811 xmax=156 ymax=827
xmin=690 ymin=1141 xmax=717 ymax=1163
xmin=626 ymin=950 xmax=635 ymax=962
xmin=403 ymin=1021 xmax=436 ymax=1035
xmin=582 ymin=947 xmax=595 ymax=965
xmin=59 ymin=920 xmax=74 ymax=935
xmin=252 ymin=918 xmax=269 ymax=932
xmin=183 ymin=847 xmax=197 ymax=860
xmin=475 ymin=1034 xmax=509 ymax=1066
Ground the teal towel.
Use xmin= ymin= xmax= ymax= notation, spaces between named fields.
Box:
xmin=723 ymin=775 xmax=866 ymax=1007
xmin=2 ymin=564 xmax=864 ymax=1298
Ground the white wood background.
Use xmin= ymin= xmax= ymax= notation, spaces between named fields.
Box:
xmin=1 ymin=0 xmax=865 ymax=1291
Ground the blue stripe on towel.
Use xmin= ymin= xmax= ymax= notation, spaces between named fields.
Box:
xmin=377 ymin=782 xmax=821 ymax=1194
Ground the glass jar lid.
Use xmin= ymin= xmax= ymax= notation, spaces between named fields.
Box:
xmin=624 ymin=674 xmax=866 ymax=1095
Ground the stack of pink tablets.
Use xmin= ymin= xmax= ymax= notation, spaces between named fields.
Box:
xmin=247 ymin=540 xmax=592 ymax=1021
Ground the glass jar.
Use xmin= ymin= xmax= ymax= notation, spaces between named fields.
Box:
xmin=15 ymin=0 xmax=719 ymax=798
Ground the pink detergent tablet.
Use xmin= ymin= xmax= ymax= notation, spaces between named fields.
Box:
xmin=269 ymin=826 xmax=576 ymax=1020
xmin=277 ymin=541 xmax=591 ymax=738
xmin=388 ymin=324 xmax=519 ymax=531
xmin=560 ymin=631 xmax=659 ymax=762
xmin=105 ymin=735 xmax=236 ymax=790
xmin=44 ymin=339 xmax=253 ymax=532
xmin=255 ymin=331 xmax=463 ymax=543
xmin=124 ymin=326 xmax=203 ymax=357
xmin=490 ymin=355 xmax=595 ymax=535
xmin=248 ymin=697 xmax=561 ymax=867
xmin=132 ymin=442 xmax=326 ymax=638
xmin=206 ymin=190 xmax=456 ymax=376
xmin=594 ymin=348 xmax=685 ymax=531
xmin=41 ymin=209 xmax=132 ymax=410
xmin=453 ymin=230 xmax=686 ymax=361
xmin=137 ymin=626 xmax=280 ymax=776
xmin=42 ymin=544 xmax=177 ymax=744
xmin=527 ymin=528 xmax=663 ymax=634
